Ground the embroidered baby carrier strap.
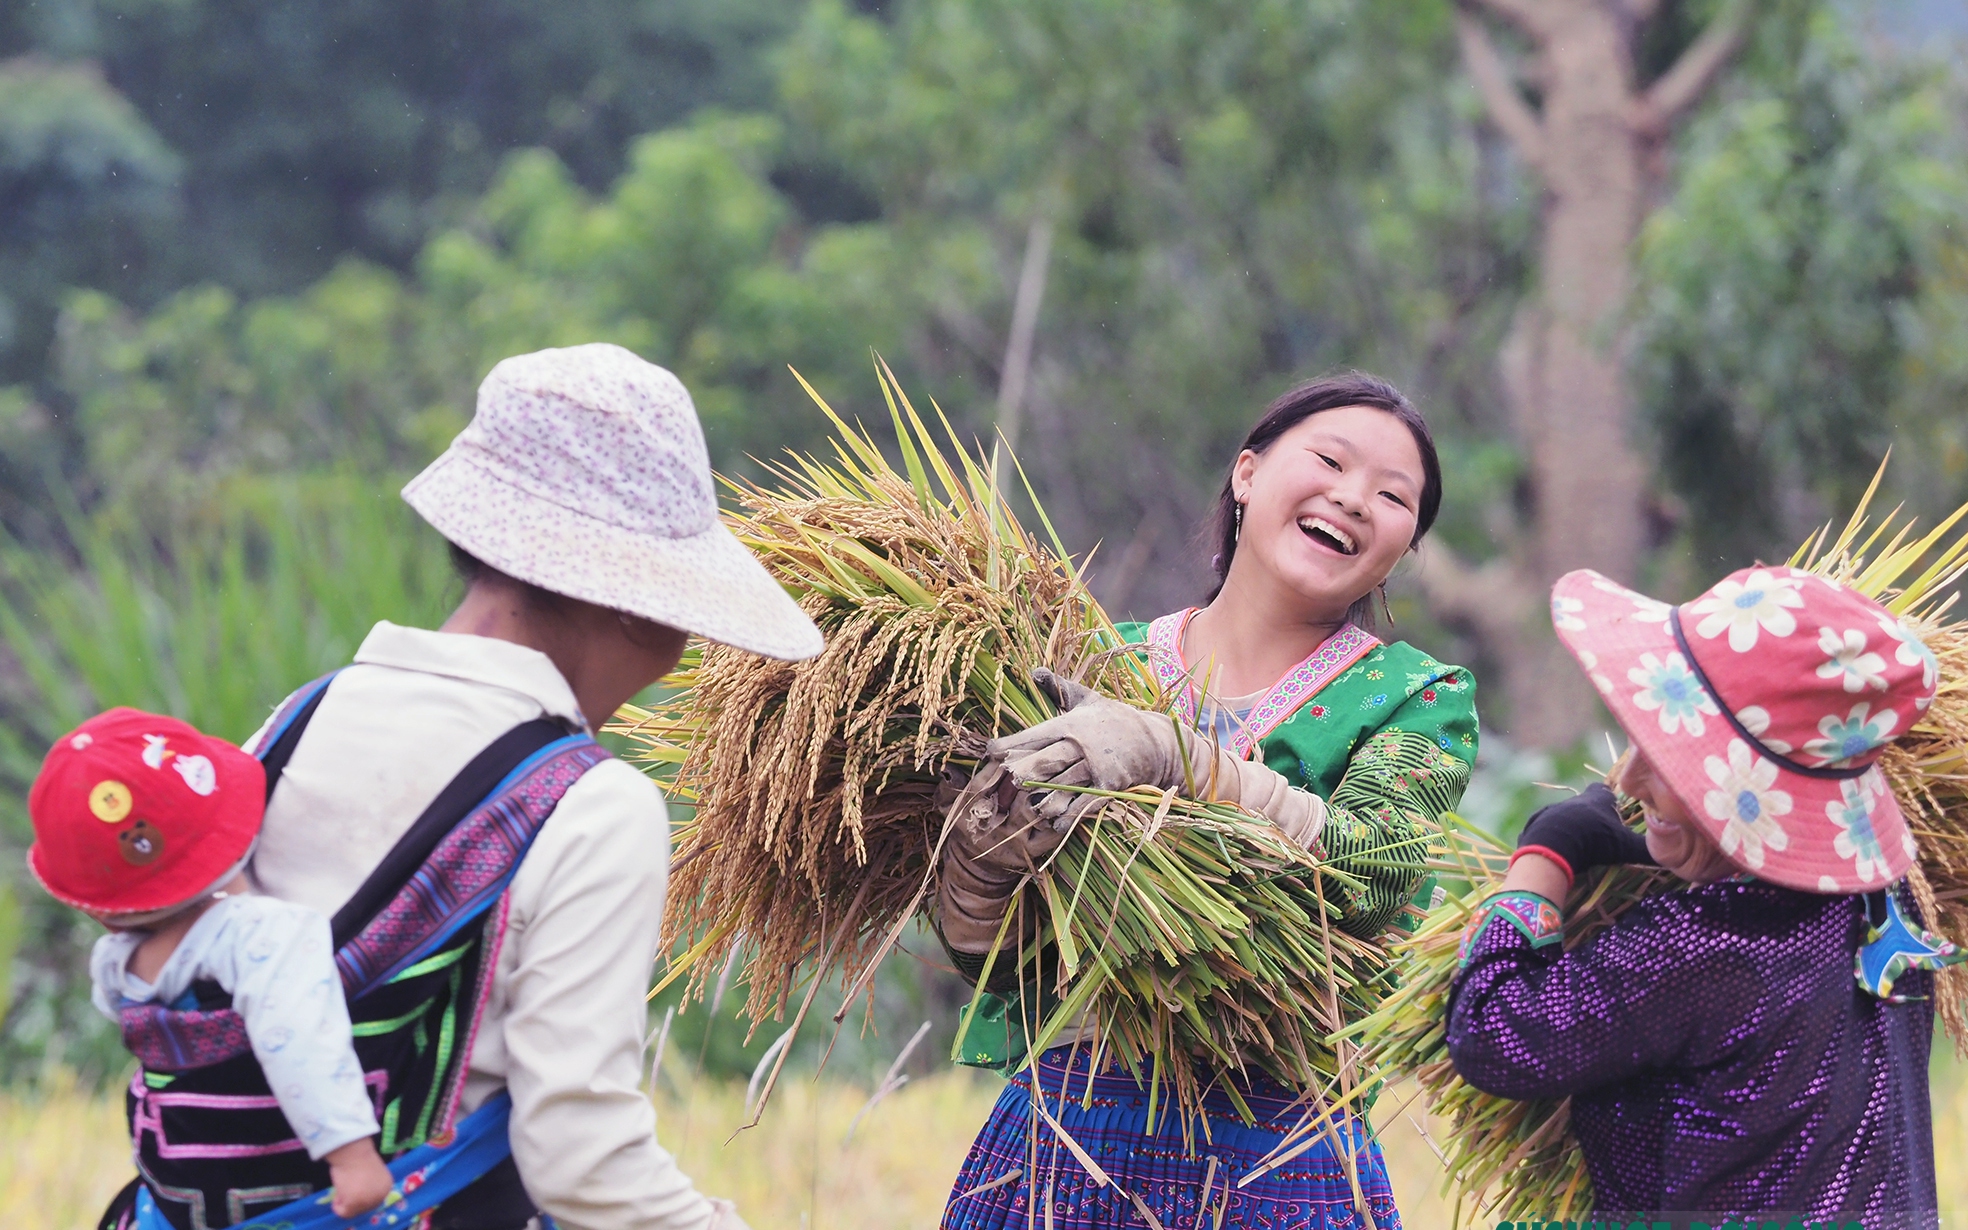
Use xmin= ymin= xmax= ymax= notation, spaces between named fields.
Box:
xmin=1143 ymin=609 xmax=1380 ymax=759
xmin=109 ymin=673 xmax=607 ymax=1230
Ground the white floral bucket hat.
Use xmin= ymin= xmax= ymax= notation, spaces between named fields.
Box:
xmin=1551 ymin=566 xmax=1939 ymax=893
xmin=404 ymin=343 xmax=823 ymax=661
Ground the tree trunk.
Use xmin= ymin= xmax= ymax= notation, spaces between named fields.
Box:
xmin=1427 ymin=0 xmax=1752 ymax=748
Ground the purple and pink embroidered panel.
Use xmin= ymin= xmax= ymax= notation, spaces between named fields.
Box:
xmin=123 ymin=1006 xmax=252 ymax=1074
xmin=128 ymin=1069 xmax=388 ymax=1162
xmin=1144 ymin=609 xmax=1380 ymax=760
xmin=339 ymin=738 xmax=608 ymax=995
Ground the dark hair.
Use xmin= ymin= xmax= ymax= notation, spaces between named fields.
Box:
xmin=448 ymin=541 xmax=573 ymax=613
xmin=1205 ymin=371 xmax=1443 ymax=628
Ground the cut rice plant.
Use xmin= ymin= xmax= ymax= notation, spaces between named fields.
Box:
xmin=608 ymin=361 xmax=1418 ymax=1125
xmin=1345 ymin=464 xmax=1968 ymax=1222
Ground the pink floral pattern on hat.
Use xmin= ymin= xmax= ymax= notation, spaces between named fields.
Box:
xmin=1551 ymin=565 xmax=1938 ymax=893
xmin=1700 ymin=739 xmax=1792 ymax=870
xmin=1684 ymin=568 xmax=1805 ymax=651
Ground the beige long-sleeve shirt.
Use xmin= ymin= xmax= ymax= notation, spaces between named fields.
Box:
xmin=246 ymin=621 xmax=730 ymax=1230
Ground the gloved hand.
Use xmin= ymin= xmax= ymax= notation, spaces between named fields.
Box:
xmin=978 ymin=669 xmax=1329 ymax=850
xmin=1512 ymin=783 xmax=1654 ymax=889
xmin=982 ymin=669 xmax=1187 ymax=822
xmin=935 ymin=763 xmax=1071 ymax=952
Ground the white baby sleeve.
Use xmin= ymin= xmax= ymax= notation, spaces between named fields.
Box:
xmin=88 ymin=931 xmax=146 ymax=1022
xmin=212 ymin=897 xmax=379 ymax=1159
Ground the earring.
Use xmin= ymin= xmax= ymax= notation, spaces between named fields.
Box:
xmin=1377 ymin=582 xmax=1395 ymax=627
xmin=1233 ymin=501 xmax=1244 ymax=543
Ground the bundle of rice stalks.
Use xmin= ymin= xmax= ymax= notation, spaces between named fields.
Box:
xmin=609 ymin=362 xmax=1413 ymax=1125
xmin=1345 ymin=466 xmax=1968 ymax=1222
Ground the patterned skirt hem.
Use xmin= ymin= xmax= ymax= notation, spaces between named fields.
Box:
xmin=941 ymin=1046 xmax=1402 ymax=1230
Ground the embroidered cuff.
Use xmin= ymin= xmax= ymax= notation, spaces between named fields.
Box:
xmin=1457 ymin=890 xmax=1564 ymax=968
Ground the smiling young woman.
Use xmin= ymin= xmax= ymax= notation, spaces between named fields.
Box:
xmin=937 ymin=373 xmax=1479 ymax=1230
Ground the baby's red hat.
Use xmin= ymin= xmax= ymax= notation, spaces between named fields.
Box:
xmin=27 ymin=708 xmax=265 ymax=916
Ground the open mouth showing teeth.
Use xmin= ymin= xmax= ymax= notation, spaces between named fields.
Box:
xmin=1298 ymin=516 xmax=1357 ymax=556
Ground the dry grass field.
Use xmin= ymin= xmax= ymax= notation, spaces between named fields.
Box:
xmin=2 ymin=1055 xmax=1961 ymax=1228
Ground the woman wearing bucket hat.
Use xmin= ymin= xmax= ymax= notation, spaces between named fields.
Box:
xmin=231 ymin=344 xmax=821 ymax=1230
xmin=1447 ymin=566 xmax=1963 ymax=1226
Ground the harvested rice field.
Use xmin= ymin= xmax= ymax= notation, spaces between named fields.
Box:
xmin=3 ymin=1056 xmax=1962 ymax=1227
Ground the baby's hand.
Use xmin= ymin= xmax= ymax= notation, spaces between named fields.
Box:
xmin=325 ymin=1137 xmax=393 ymax=1217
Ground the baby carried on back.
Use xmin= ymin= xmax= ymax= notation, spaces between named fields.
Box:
xmin=28 ymin=696 xmax=604 ymax=1230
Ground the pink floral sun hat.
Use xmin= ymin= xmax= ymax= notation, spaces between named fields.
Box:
xmin=404 ymin=343 xmax=824 ymax=661
xmin=1550 ymin=567 xmax=1940 ymax=893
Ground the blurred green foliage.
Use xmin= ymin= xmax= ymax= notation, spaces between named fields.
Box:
xmin=43 ymin=112 xmax=934 ymax=524
xmin=644 ymin=922 xmax=975 ymax=1084
xmin=0 ymin=477 xmax=453 ymax=1078
xmin=0 ymin=886 xmax=19 ymax=1032
xmin=0 ymin=0 xmax=805 ymax=296
xmin=1633 ymin=7 xmax=1968 ymax=572
xmin=0 ymin=57 xmax=179 ymax=387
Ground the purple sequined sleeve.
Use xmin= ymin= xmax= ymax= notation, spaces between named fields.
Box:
xmin=1445 ymin=888 xmax=1766 ymax=1101
xmin=1444 ymin=880 xmax=1939 ymax=1222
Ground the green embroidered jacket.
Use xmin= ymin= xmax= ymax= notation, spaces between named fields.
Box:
xmin=948 ymin=616 xmax=1479 ymax=1072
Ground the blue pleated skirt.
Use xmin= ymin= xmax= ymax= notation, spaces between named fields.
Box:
xmin=942 ymin=1046 xmax=1402 ymax=1230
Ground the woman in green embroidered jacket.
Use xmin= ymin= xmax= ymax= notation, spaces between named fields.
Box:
xmin=937 ymin=373 xmax=1478 ymax=1230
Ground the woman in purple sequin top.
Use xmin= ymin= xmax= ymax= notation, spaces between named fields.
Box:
xmin=1446 ymin=565 xmax=1961 ymax=1228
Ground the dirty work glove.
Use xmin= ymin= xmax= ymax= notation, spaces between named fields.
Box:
xmin=935 ymin=763 xmax=1070 ymax=953
xmin=981 ymin=668 xmax=1188 ymax=819
xmin=984 ymin=669 xmax=1329 ymax=850
xmin=1512 ymin=782 xmax=1653 ymax=890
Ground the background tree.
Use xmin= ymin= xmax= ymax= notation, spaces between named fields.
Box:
xmin=0 ymin=58 xmax=178 ymax=388
xmin=1414 ymin=0 xmax=1758 ymax=747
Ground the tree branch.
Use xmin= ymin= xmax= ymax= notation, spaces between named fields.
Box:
xmin=1457 ymin=14 xmax=1546 ymax=172
xmin=1458 ymin=0 xmax=1559 ymax=40
xmin=996 ymin=211 xmax=1054 ymax=457
xmin=1632 ymin=0 xmax=1756 ymax=135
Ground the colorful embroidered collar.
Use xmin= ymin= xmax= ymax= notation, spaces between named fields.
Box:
xmin=1144 ymin=608 xmax=1381 ymax=760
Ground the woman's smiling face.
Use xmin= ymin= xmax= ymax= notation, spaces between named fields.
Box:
xmin=1619 ymin=749 xmax=1739 ymax=884
xmin=1229 ymin=405 xmax=1423 ymax=617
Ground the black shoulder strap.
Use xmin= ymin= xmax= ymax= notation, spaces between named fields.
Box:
xmin=254 ymin=680 xmax=577 ymax=950
xmin=259 ymin=684 xmax=332 ymax=804
xmin=327 ymin=717 xmax=573 ymax=949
